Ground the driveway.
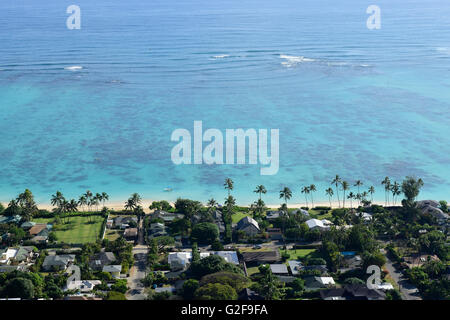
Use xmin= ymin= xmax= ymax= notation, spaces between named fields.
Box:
xmin=126 ymin=217 xmax=148 ymax=300
xmin=382 ymin=249 xmax=422 ymax=300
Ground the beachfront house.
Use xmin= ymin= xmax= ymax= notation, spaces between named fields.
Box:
xmin=235 ymin=216 xmax=260 ymax=236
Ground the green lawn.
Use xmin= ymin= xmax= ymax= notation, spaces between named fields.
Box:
xmin=32 ymin=215 xmax=105 ymax=244
xmin=105 ymin=229 xmax=122 ymax=241
xmin=280 ymin=248 xmax=320 ymax=261
xmin=231 ymin=211 xmax=252 ymax=224
xmin=308 ymin=209 xmax=332 ymax=220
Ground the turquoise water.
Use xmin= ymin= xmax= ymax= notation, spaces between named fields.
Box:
xmin=0 ymin=0 xmax=450 ymax=205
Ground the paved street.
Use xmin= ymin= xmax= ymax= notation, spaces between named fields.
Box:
xmin=382 ymin=248 xmax=422 ymax=300
xmin=126 ymin=216 xmax=148 ymax=300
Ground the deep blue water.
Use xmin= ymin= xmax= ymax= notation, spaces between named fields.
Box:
xmin=0 ymin=0 xmax=450 ymax=205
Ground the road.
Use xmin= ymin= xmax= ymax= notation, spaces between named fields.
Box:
xmin=125 ymin=216 xmax=148 ymax=300
xmin=382 ymin=248 xmax=422 ymax=300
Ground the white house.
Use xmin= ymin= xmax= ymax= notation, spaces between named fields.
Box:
xmin=168 ymin=251 xmax=239 ymax=271
xmin=0 ymin=248 xmax=18 ymax=265
xmin=306 ymin=219 xmax=330 ymax=231
xmin=65 ymin=280 xmax=102 ymax=292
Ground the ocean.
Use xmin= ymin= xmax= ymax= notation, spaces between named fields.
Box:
xmin=0 ymin=0 xmax=449 ymax=206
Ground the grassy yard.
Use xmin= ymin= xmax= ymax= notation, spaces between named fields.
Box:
xmin=280 ymin=248 xmax=320 ymax=261
xmin=231 ymin=211 xmax=252 ymax=224
xmin=246 ymin=266 xmax=260 ymax=276
xmin=308 ymin=209 xmax=332 ymax=220
xmin=104 ymin=229 xmax=122 ymax=241
xmin=32 ymin=215 xmax=105 ymax=244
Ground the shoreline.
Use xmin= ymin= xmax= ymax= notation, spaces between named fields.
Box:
xmin=1 ymin=198 xmax=397 ymax=213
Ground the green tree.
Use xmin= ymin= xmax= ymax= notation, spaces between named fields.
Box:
xmin=325 ymin=188 xmax=334 ymax=208
xmin=4 ymin=278 xmax=35 ymax=299
xmin=195 ymin=283 xmax=237 ymax=300
xmin=182 ymin=279 xmax=199 ymax=300
xmin=191 ymin=223 xmax=219 ymax=245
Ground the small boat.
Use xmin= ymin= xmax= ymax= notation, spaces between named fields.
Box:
xmin=163 ymin=187 xmax=173 ymax=192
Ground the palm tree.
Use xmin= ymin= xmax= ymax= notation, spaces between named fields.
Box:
xmin=391 ymin=182 xmax=401 ymax=206
xmin=354 ymin=180 xmax=363 ymax=206
xmin=131 ymin=193 xmax=142 ymax=208
xmin=224 ymin=178 xmax=234 ymax=197
xmin=101 ymin=192 xmax=109 ymax=207
xmin=254 ymin=185 xmax=267 ymax=201
xmin=341 ymin=181 xmax=349 ymax=208
xmin=279 ymin=187 xmax=292 ymax=207
xmin=325 ymin=188 xmax=334 ymax=208
xmin=381 ymin=177 xmax=391 ymax=206
xmin=347 ymin=192 xmax=355 ymax=210
xmin=84 ymin=190 xmax=93 ymax=211
xmin=51 ymin=191 xmax=65 ymax=212
xmin=90 ymin=197 xmax=99 ymax=213
xmin=207 ymin=198 xmax=218 ymax=214
xmin=331 ymin=175 xmax=342 ymax=208
xmin=124 ymin=198 xmax=134 ymax=212
xmin=224 ymin=195 xmax=236 ymax=215
xmin=309 ymin=184 xmax=317 ymax=208
xmin=301 ymin=186 xmax=310 ymax=208
xmin=368 ymin=186 xmax=375 ymax=203
xmin=78 ymin=195 xmax=87 ymax=212
xmin=251 ymin=199 xmax=266 ymax=219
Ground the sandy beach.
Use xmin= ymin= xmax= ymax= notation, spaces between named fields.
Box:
xmin=17 ymin=198 xmax=390 ymax=214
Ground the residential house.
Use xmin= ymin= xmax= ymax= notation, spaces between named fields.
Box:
xmin=241 ymin=250 xmax=281 ymax=265
xmin=403 ymin=254 xmax=440 ymax=269
xmin=65 ymin=280 xmax=102 ymax=292
xmin=288 ymin=260 xmax=303 ymax=276
xmin=265 ymin=211 xmax=281 ymax=220
xmin=42 ymin=254 xmax=75 ymax=271
xmin=20 ymin=221 xmax=36 ymax=230
xmin=305 ymin=276 xmax=336 ymax=291
xmin=168 ymin=251 xmax=239 ymax=271
xmin=235 ymin=216 xmax=260 ymax=236
xmin=102 ymin=265 xmax=122 ymax=278
xmin=29 ymin=224 xmax=51 ymax=236
xmin=292 ymin=209 xmax=310 ymax=217
xmin=339 ymin=254 xmax=362 ymax=273
xmin=266 ymin=228 xmax=283 ymax=241
xmin=89 ymin=252 xmax=116 ymax=271
xmin=305 ymin=219 xmax=330 ymax=231
xmin=148 ymin=223 xmax=167 ymax=239
xmin=14 ymin=246 xmax=38 ymax=264
xmin=152 ymin=210 xmax=183 ymax=223
xmin=212 ymin=210 xmax=225 ymax=235
xmin=238 ymin=288 xmax=264 ymax=301
xmin=0 ymin=248 xmax=18 ymax=265
xmin=123 ymin=228 xmax=138 ymax=241
xmin=269 ymin=264 xmax=289 ymax=275
xmin=114 ymin=216 xmax=137 ymax=229
xmin=320 ymin=284 xmax=386 ymax=300
xmin=0 ymin=215 xmax=21 ymax=225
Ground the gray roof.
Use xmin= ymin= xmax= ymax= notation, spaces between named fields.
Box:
xmin=270 ymin=264 xmax=289 ymax=274
xmin=43 ymin=255 xmax=75 ymax=267
xmin=89 ymin=252 xmax=116 ymax=269
xmin=288 ymin=260 xmax=303 ymax=275
xmin=236 ymin=216 xmax=260 ymax=231
xmin=103 ymin=265 xmax=122 ymax=273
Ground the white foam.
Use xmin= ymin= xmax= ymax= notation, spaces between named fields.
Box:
xmin=436 ymin=47 xmax=450 ymax=55
xmin=280 ymin=54 xmax=315 ymax=67
xmin=211 ymin=54 xmax=230 ymax=60
xmin=64 ymin=66 xmax=83 ymax=71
